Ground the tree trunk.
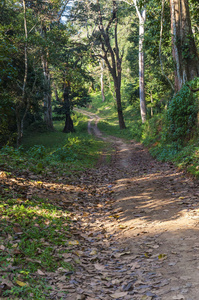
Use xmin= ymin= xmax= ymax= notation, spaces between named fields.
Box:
xmin=40 ymin=22 xmax=53 ymax=130
xmin=114 ymin=80 xmax=126 ymax=129
xmin=63 ymin=84 xmax=75 ymax=133
xmin=96 ymin=0 xmax=126 ymax=129
xmin=113 ymin=65 xmax=126 ymax=129
xmin=54 ymin=86 xmax=60 ymax=102
xmin=170 ymin=0 xmax=199 ymax=91
xmin=16 ymin=0 xmax=28 ymax=147
xmin=150 ymin=90 xmax=153 ymax=117
xmin=63 ymin=113 xmax=75 ymax=133
xmin=100 ymin=59 xmax=105 ymax=102
xmin=41 ymin=55 xmax=54 ymax=129
xmin=138 ymin=8 xmax=147 ymax=123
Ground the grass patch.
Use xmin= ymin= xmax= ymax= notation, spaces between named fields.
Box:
xmin=0 ymin=193 xmax=73 ymax=299
xmin=0 ymin=113 xmax=105 ymax=176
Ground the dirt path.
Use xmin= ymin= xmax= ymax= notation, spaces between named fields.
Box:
xmin=66 ymin=111 xmax=199 ymax=300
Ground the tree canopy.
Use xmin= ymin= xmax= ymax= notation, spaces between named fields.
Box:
xmin=0 ymin=0 xmax=199 ymax=146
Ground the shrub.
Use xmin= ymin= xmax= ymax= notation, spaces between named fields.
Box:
xmin=27 ymin=145 xmax=47 ymax=159
xmin=165 ymin=84 xmax=198 ymax=145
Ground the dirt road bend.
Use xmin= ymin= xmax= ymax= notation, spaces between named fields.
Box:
xmin=67 ymin=110 xmax=199 ymax=300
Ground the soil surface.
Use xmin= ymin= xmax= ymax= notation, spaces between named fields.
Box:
xmin=67 ymin=110 xmax=199 ymax=300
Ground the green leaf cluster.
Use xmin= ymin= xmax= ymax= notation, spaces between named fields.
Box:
xmin=165 ymin=84 xmax=198 ymax=145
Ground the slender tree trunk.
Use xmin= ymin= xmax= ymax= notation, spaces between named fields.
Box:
xmin=121 ymin=0 xmax=147 ymax=122
xmin=16 ymin=0 xmax=28 ymax=146
xmin=40 ymin=23 xmax=53 ymax=130
xmin=100 ymin=59 xmax=105 ymax=102
xmin=150 ymin=90 xmax=153 ymax=117
xmin=138 ymin=8 xmax=147 ymax=123
xmin=170 ymin=0 xmax=199 ymax=91
xmin=114 ymin=78 xmax=126 ymax=129
xmin=54 ymin=86 xmax=60 ymax=102
xmin=63 ymin=83 xmax=75 ymax=133
xmin=41 ymin=54 xmax=54 ymax=129
xmin=96 ymin=0 xmax=126 ymax=129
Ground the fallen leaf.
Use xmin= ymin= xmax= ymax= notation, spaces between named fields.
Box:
xmin=114 ymin=251 xmax=130 ymax=258
xmin=13 ymin=226 xmax=23 ymax=234
xmin=94 ymin=263 xmax=105 ymax=271
xmin=15 ymin=280 xmax=28 ymax=287
xmin=37 ymin=269 xmax=45 ymax=275
xmin=129 ymin=262 xmax=140 ymax=270
xmin=13 ymin=249 xmax=22 ymax=255
xmin=90 ymin=249 xmax=97 ymax=256
xmin=74 ymin=258 xmax=81 ymax=264
xmin=73 ymin=250 xmax=84 ymax=256
xmin=144 ymin=252 xmax=151 ymax=258
xmin=158 ymin=253 xmax=167 ymax=260
xmin=111 ymin=292 xmax=128 ymax=298
xmin=152 ymin=244 xmax=159 ymax=249
xmin=109 ymin=215 xmax=120 ymax=219
xmin=119 ymin=225 xmax=128 ymax=229
xmin=68 ymin=240 xmax=80 ymax=246
xmin=172 ymin=295 xmax=185 ymax=300
xmin=76 ymin=295 xmax=86 ymax=300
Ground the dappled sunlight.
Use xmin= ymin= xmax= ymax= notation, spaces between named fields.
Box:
xmin=117 ymin=147 xmax=129 ymax=153
xmin=116 ymin=170 xmax=183 ymax=184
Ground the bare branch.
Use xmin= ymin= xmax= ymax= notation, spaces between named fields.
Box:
xmin=187 ymin=83 xmax=199 ymax=92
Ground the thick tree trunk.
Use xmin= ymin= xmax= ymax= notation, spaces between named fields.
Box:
xmin=138 ymin=8 xmax=147 ymax=123
xmin=63 ymin=113 xmax=75 ymax=133
xmin=170 ymin=0 xmax=199 ymax=91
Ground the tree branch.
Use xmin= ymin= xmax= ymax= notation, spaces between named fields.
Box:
xmin=187 ymin=83 xmax=199 ymax=92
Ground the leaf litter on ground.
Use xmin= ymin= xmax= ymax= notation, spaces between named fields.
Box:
xmin=2 ymin=128 xmax=199 ymax=299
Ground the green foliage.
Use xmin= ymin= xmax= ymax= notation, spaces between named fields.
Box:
xmin=142 ymin=114 xmax=163 ymax=146
xmin=27 ymin=145 xmax=47 ymax=159
xmin=51 ymin=137 xmax=80 ymax=162
xmin=149 ymin=142 xmax=179 ymax=162
xmin=0 ymin=145 xmax=23 ymax=157
xmin=165 ymin=85 xmax=198 ymax=145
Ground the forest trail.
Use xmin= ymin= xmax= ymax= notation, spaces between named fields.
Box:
xmin=2 ymin=111 xmax=199 ymax=300
xmin=67 ymin=110 xmax=199 ymax=300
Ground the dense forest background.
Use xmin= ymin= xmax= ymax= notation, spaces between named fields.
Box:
xmin=0 ymin=0 xmax=199 ymax=173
